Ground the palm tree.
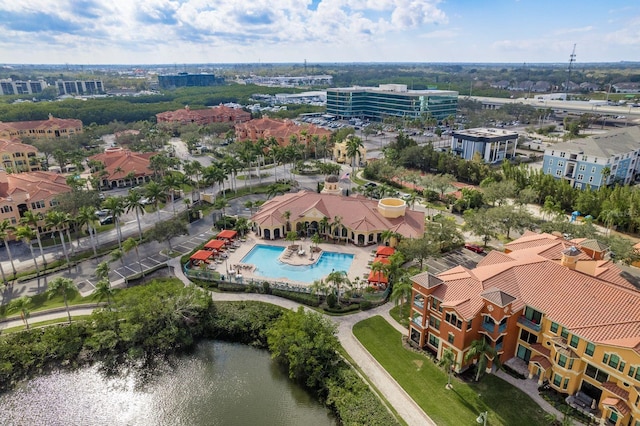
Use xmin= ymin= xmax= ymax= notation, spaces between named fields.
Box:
xmin=283 ymin=210 xmax=292 ymax=233
xmin=0 ymin=219 xmax=17 ymax=278
xmin=370 ymin=260 xmax=388 ymax=289
xmin=9 ymin=297 xmax=32 ymax=329
xmin=332 ymin=215 xmax=343 ymax=242
xmin=254 ymin=138 xmax=268 ymax=185
xmin=125 ymin=189 xmax=146 ymax=240
xmin=144 ymin=180 xmax=166 ymax=222
xmin=48 ymin=277 xmax=76 ymax=324
xmin=93 ymin=278 xmax=115 ymax=308
xmin=238 ymin=142 xmax=256 ymax=190
xmin=311 ymin=232 xmax=322 ymax=260
xmin=319 ymin=216 xmax=330 ymax=240
xmin=213 ymin=197 xmax=230 ymax=229
xmin=310 ymin=279 xmax=326 ymax=305
xmin=96 ymin=260 xmax=110 ymax=285
xmin=20 ymin=210 xmax=46 ymax=267
xmin=102 ymin=196 xmax=126 ymax=254
xmin=327 ymin=270 xmax=349 ymax=305
xmin=390 ymin=272 xmax=413 ymax=318
xmin=465 ymin=338 xmax=500 ymax=382
xmin=268 ymin=137 xmax=280 ymax=183
xmin=345 ymin=136 xmax=364 ymax=174
xmin=15 ymin=225 xmax=39 ymax=275
xmin=123 ymin=237 xmax=145 ymax=279
xmin=78 ymin=206 xmax=98 ymax=257
xmin=45 ymin=210 xmax=71 ymax=269
xmin=162 ymin=173 xmax=185 ymax=216
xmin=438 ymin=348 xmax=457 ymax=389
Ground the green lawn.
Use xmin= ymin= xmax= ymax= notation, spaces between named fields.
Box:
xmin=353 ymin=316 xmax=548 ymax=426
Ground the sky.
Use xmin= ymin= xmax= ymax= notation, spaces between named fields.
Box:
xmin=1 ymin=0 xmax=639 ymax=65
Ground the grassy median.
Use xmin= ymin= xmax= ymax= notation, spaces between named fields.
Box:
xmin=353 ymin=315 xmax=548 ymax=426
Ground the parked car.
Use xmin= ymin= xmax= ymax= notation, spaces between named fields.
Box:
xmin=99 ymin=215 xmax=114 ymax=225
xmin=464 ymin=243 xmax=484 ymax=254
xmin=364 ymin=182 xmax=377 ymax=188
xmin=140 ymin=197 xmax=152 ymax=205
xmin=95 ymin=209 xmax=109 ymax=217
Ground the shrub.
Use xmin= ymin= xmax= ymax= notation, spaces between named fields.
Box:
xmin=271 ymin=289 xmax=320 ymax=307
xmin=360 ymin=300 xmax=372 ymax=311
xmin=326 ymin=293 xmax=337 ymax=308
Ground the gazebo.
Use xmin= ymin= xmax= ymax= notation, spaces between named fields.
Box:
xmin=368 ymin=270 xmax=388 ymax=289
xmin=372 ymin=256 xmax=390 ymax=265
xmin=204 ymin=239 xmax=226 ymax=252
xmin=376 ymin=246 xmax=395 ymax=258
xmin=216 ymin=230 xmax=238 ymax=244
xmin=189 ymin=250 xmax=214 ymax=267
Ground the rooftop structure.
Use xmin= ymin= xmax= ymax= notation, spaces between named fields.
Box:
xmin=451 ymin=128 xmax=518 ymax=163
xmin=89 ymin=147 xmax=155 ymax=189
xmin=0 ymin=114 xmax=83 ymax=140
xmin=326 ymin=84 xmax=458 ymax=122
xmin=409 ymin=231 xmax=640 ymax=425
xmin=251 ymin=190 xmax=424 ymax=244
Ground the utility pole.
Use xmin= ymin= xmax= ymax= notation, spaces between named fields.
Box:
xmin=565 ymin=44 xmax=576 ymax=100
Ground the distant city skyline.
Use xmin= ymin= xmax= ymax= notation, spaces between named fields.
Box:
xmin=1 ymin=1 xmax=639 ymax=65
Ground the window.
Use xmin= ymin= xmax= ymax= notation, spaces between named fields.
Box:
xmin=558 ymin=161 xmax=564 ymax=167
xmin=524 ymin=306 xmax=542 ymax=325
xmin=432 ymin=298 xmax=443 ymax=313
xmin=591 ymin=166 xmax=596 ymax=173
xmin=428 ymin=333 xmax=440 ymax=349
xmin=555 ymin=170 xmax=562 ymax=177
xmin=547 ymin=168 xmax=551 ymax=174
xmin=517 ymin=344 xmax=531 ymax=363
xmin=568 ymin=359 xmax=574 ymax=370
xmin=445 ymin=312 xmax=463 ymax=329
xmin=520 ymin=329 xmax=537 ymax=344
xmin=579 ymin=164 xmax=586 ymax=171
xmin=585 ymin=342 xmax=595 ymax=356
xmin=585 ymin=364 xmax=609 ymax=383
xmin=548 ymin=159 xmax=554 ymax=166
xmin=569 ymin=335 xmax=579 ymax=348
xmin=629 ymin=366 xmax=640 ymax=381
xmin=558 ymin=354 xmax=567 ymax=368
xmin=0 ymin=205 xmax=12 ymax=213
xmin=577 ymin=174 xmax=584 ymax=181
xmin=466 ymin=319 xmax=473 ymax=330
xmin=560 ymin=152 xmax=566 ymax=158
xmin=563 ymin=378 xmax=569 ymax=390
xmin=30 ymin=200 xmax=45 ymax=209
xmin=429 ymin=316 xmax=441 ymax=330
xmin=561 ymin=327 xmax=569 ymax=339
xmin=550 ymin=322 xmax=559 ymax=333
xmin=581 ymin=155 xmax=587 ymax=161
xmin=603 ymin=353 xmax=621 ymax=369
xmin=553 ymin=373 xmax=562 ymax=386
xmin=448 ymin=333 xmax=455 ymax=344
xmin=588 ymin=176 xmax=594 ymax=183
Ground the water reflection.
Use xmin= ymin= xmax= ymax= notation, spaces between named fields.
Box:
xmin=0 ymin=341 xmax=335 ymax=426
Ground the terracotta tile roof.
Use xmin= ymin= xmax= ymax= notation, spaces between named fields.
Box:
xmin=480 ymin=287 xmax=516 ymax=307
xmin=0 ymin=116 xmax=82 ymax=133
xmin=420 ymin=233 xmax=640 ymax=351
xmin=0 ymin=138 xmax=37 ymax=154
xmin=89 ymin=149 xmax=155 ymax=180
xmin=0 ymin=171 xmax=70 ymax=201
xmin=252 ymin=191 xmax=424 ymax=239
xmin=156 ymin=105 xmax=250 ymax=124
xmin=601 ymin=397 xmax=630 ymax=416
xmin=530 ymin=355 xmax=552 ymax=370
xmin=530 ymin=343 xmax=551 ymax=358
xmin=235 ymin=118 xmax=331 ymax=145
xmin=601 ymin=382 xmax=630 ymax=400
xmin=578 ymin=239 xmax=609 ymax=252
xmin=412 ymin=271 xmax=444 ymax=289
xmin=190 ymin=250 xmax=214 ymax=261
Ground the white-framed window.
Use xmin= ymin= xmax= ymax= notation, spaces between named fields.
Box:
xmin=577 ymin=174 xmax=584 ymax=181
xmin=556 ymin=170 xmax=562 ymax=177
xmin=579 ymin=165 xmax=586 ymax=171
xmin=547 ymin=168 xmax=551 ymax=174
xmin=560 ymin=152 xmax=566 ymax=158
xmin=589 ymin=176 xmax=594 ymax=183
xmin=548 ymin=159 xmax=554 ymax=166
xmin=582 ymin=155 xmax=588 ymax=161
xmin=591 ymin=166 xmax=596 ymax=173
xmin=558 ymin=161 xmax=564 ymax=167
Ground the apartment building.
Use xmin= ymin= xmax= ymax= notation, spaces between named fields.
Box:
xmin=450 ymin=128 xmax=518 ymax=163
xmin=235 ymin=118 xmax=332 ymax=152
xmin=409 ymin=232 xmax=640 ymax=426
xmin=56 ymin=80 xmax=104 ymax=96
xmin=543 ymin=127 xmax=640 ymax=189
xmin=0 ymin=114 xmax=83 ymax=140
xmin=89 ymin=147 xmax=155 ymax=189
xmin=0 ymin=169 xmax=70 ymax=236
xmin=0 ymin=139 xmax=40 ymax=173
xmin=326 ymin=84 xmax=458 ymax=121
xmin=0 ymin=79 xmax=47 ymax=96
xmin=156 ymin=105 xmax=251 ymax=126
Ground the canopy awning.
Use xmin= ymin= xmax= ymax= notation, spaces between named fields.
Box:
xmin=190 ymin=250 xmax=214 ymax=261
xmin=376 ymin=246 xmax=395 ymax=257
xmin=373 ymin=256 xmax=390 ymax=265
xmin=217 ymin=230 xmax=238 ymax=240
xmin=204 ymin=239 xmax=226 ymax=251
xmin=368 ymin=270 xmax=388 ymax=283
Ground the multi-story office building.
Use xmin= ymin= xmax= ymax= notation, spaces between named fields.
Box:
xmin=56 ymin=80 xmax=104 ymax=96
xmin=158 ymin=72 xmax=223 ymax=89
xmin=543 ymin=127 xmax=640 ymax=189
xmin=0 ymin=115 xmax=83 ymax=139
xmin=409 ymin=232 xmax=640 ymax=426
xmin=451 ymin=128 xmax=518 ymax=163
xmin=0 ymin=138 xmax=41 ymax=173
xmin=0 ymin=79 xmax=47 ymax=96
xmin=326 ymin=84 xmax=458 ymax=121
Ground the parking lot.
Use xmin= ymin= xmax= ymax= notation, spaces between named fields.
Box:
xmin=423 ymin=247 xmax=487 ymax=275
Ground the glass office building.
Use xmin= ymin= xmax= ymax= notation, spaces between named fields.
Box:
xmin=326 ymin=84 xmax=458 ymax=121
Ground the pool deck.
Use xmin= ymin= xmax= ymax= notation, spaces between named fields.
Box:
xmin=215 ymin=232 xmax=377 ymax=287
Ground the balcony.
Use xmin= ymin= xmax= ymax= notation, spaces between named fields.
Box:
xmin=498 ymin=322 xmax=507 ymax=334
xmin=518 ymin=316 xmax=541 ymax=332
xmin=482 ymin=322 xmax=496 ymax=333
xmin=413 ymin=297 xmax=424 ymax=310
xmin=411 ymin=315 xmax=424 ymax=328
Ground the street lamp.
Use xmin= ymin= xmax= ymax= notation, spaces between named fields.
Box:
xmin=476 ymin=411 xmax=488 ymax=426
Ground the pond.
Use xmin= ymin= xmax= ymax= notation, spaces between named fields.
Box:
xmin=0 ymin=341 xmax=336 ymax=426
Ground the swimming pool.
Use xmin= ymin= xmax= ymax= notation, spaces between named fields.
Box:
xmin=240 ymin=244 xmax=354 ymax=283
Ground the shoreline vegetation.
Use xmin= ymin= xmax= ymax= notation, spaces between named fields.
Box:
xmin=0 ymin=278 xmax=399 ymax=426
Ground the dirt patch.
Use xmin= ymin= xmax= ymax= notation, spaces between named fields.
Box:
xmin=413 ymin=359 xmax=424 ymax=369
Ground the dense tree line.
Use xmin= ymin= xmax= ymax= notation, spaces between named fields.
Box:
xmin=0 ymin=281 xmax=399 ymax=425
